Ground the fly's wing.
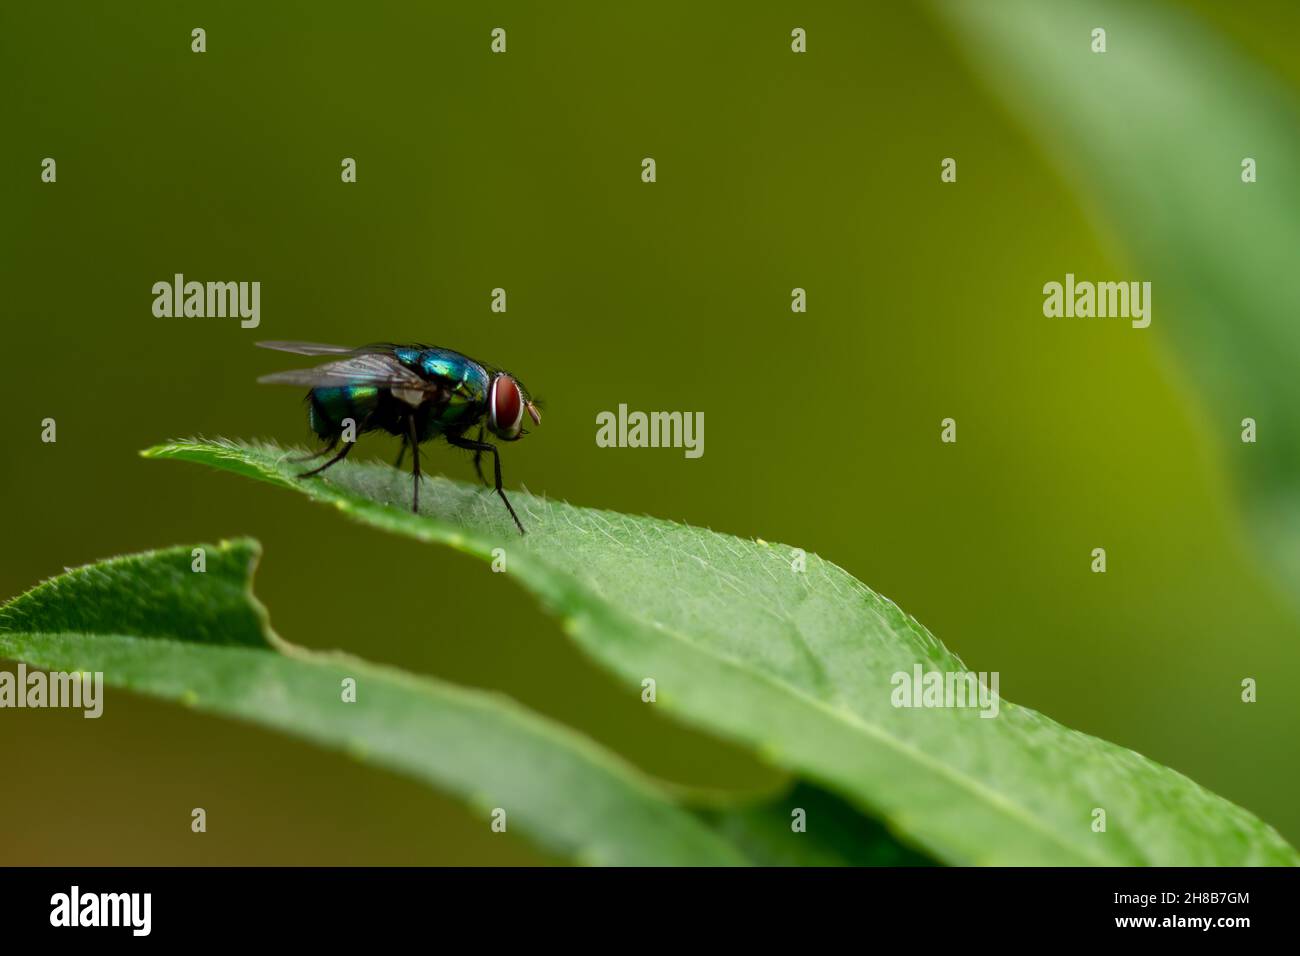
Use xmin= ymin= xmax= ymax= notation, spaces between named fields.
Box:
xmin=256 ymin=341 xmax=364 ymax=356
xmin=258 ymin=352 xmax=438 ymax=394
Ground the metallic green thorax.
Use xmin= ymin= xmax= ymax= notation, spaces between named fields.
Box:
xmin=396 ymin=346 xmax=490 ymax=432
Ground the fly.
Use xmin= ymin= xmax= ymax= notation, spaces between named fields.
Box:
xmin=257 ymin=341 xmax=541 ymax=534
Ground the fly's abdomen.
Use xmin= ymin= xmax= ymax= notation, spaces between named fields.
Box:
xmin=308 ymin=385 xmax=380 ymax=437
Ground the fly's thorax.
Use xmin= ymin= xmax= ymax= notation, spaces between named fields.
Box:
xmin=414 ymin=348 xmax=491 ymax=428
xmin=417 ymin=349 xmax=490 ymax=399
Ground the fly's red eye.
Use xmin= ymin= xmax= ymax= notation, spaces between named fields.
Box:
xmin=493 ymin=375 xmax=523 ymax=434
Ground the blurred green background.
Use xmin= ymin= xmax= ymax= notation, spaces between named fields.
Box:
xmin=2 ymin=0 xmax=1297 ymax=864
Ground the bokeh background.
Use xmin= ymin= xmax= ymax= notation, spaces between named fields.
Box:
xmin=2 ymin=0 xmax=1297 ymax=864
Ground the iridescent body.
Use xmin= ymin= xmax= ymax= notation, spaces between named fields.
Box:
xmin=257 ymin=341 xmax=541 ymax=532
xmin=306 ymin=348 xmax=491 ymax=442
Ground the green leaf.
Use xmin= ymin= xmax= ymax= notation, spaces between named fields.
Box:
xmin=701 ymin=783 xmax=934 ymax=867
xmin=144 ymin=439 xmax=1300 ymax=865
xmin=929 ymin=0 xmax=1300 ymax=600
xmin=0 ymin=539 xmax=747 ymax=866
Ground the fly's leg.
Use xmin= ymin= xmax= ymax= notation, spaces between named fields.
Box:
xmin=408 ymin=416 xmax=422 ymax=514
xmin=471 ymin=425 xmax=489 ymax=486
xmin=447 ymin=433 xmax=524 ymax=534
xmin=394 ymin=435 xmax=408 ymax=469
xmin=298 ymin=440 xmax=354 ymax=478
xmin=289 ymin=438 xmax=338 ymax=464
